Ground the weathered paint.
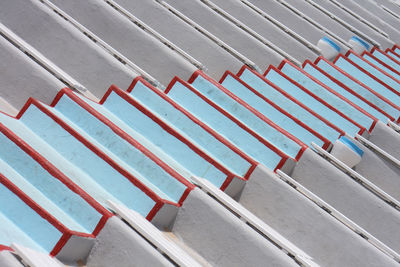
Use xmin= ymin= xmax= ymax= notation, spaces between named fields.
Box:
xmin=164 ymin=78 xmax=289 ymax=172
xmin=237 ymin=67 xmax=343 ymax=143
xmin=0 ymin=181 xmax=63 ymax=253
xmin=263 ymin=67 xmax=362 ymax=135
xmin=315 ymin=57 xmax=400 ymax=121
xmin=279 ymin=61 xmax=376 ymax=132
xmin=220 ymin=71 xmax=329 ymax=147
xmin=303 ymin=62 xmax=389 ymax=122
xmin=346 ymin=52 xmax=400 ymax=94
xmin=189 ymin=73 xmax=305 ymax=159
xmin=127 ymin=78 xmax=256 ymax=180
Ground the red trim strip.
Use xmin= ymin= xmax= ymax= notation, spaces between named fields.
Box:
xmin=188 ymin=70 xmax=309 ymax=159
xmin=108 ymin=85 xmax=244 ymax=189
xmin=164 ymin=76 xmax=294 ymax=163
xmin=218 ymin=70 xmax=331 ymax=150
xmin=261 ymin=64 xmax=366 ymax=135
xmin=278 ymin=59 xmax=377 ymax=133
xmin=146 ymin=202 xmax=164 ymax=221
xmin=50 ymin=89 xmax=194 ymax=202
xmin=127 ymin=76 xmax=258 ymax=180
xmin=387 ymin=48 xmax=400 ymax=60
xmin=237 ymin=65 xmax=345 ymax=138
xmin=314 ymin=56 xmax=400 ymax=123
xmin=0 ymin=245 xmax=12 ymax=252
xmin=303 ymin=60 xmax=394 ymax=122
xmin=50 ymin=233 xmax=71 ymax=256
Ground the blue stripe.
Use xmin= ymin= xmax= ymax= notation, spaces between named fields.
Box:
xmin=340 ymin=136 xmax=364 ymax=157
xmin=322 ymin=36 xmax=341 ymax=52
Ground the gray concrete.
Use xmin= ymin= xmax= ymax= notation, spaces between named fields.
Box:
xmin=0 ymin=0 xmax=137 ymax=98
xmin=0 ymin=251 xmax=23 ymax=267
xmin=335 ymin=0 xmax=400 ymax=43
xmin=171 ymin=188 xmax=297 ymax=267
xmin=86 ymin=216 xmax=173 ymax=267
xmin=207 ymin=0 xmax=318 ymax=63
xmin=163 ymin=0 xmax=284 ymax=71
xmin=292 ymin=148 xmax=400 ymax=254
xmin=283 ymin=0 xmax=371 ymax=46
xmin=354 ymin=141 xmax=400 ymax=203
xmin=238 ymin=164 xmax=396 ymax=266
xmin=368 ymin=121 xmax=400 ymax=161
xmin=49 ymin=0 xmax=197 ymax=85
xmin=0 ymin=36 xmax=64 ymax=112
xmin=308 ymin=0 xmax=394 ymax=48
xmin=247 ymin=0 xmax=348 ymax=51
xmin=56 ymin=235 xmax=95 ymax=265
xmin=108 ymin=0 xmax=244 ymax=79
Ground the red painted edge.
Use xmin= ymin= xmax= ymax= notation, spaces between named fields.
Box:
xmin=188 ymin=70 xmax=309 ymax=159
xmin=345 ymin=50 xmax=400 ymax=95
xmin=387 ymin=49 xmax=400 ymax=60
xmin=127 ymin=76 xmax=259 ymax=180
xmin=0 ymin=119 xmax=112 ymax=238
xmin=51 ymin=88 xmax=195 ymax=202
xmin=303 ymin=60 xmax=394 ymax=123
xmin=314 ymin=56 xmax=400 ymax=123
xmin=261 ymin=64 xmax=367 ymax=135
xmin=237 ymin=64 xmax=345 ymax=138
xmin=0 ymin=245 xmax=12 ymax=252
xmin=277 ymin=59 xmax=378 ymax=133
xmin=219 ymin=70 xmax=332 ymax=150
xmin=50 ymin=233 xmax=71 ymax=256
xmin=164 ymin=76 xmax=295 ymax=165
xmin=108 ymin=85 xmax=244 ymax=190
xmin=370 ymin=47 xmax=400 ymax=72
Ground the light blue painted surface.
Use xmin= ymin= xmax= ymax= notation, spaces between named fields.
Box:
xmin=362 ymin=54 xmax=400 ymax=81
xmin=102 ymin=91 xmax=228 ymax=188
xmin=334 ymin=57 xmax=400 ymax=109
xmin=280 ymin=63 xmax=374 ymax=131
xmin=316 ymin=59 xmax=400 ymax=119
xmin=340 ymin=136 xmax=364 ymax=157
xmin=128 ymin=81 xmax=253 ymax=178
xmin=0 ymin=181 xmax=63 ymax=253
xmin=238 ymin=69 xmax=341 ymax=142
xmin=61 ymin=94 xmax=191 ymax=202
xmin=220 ymin=74 xmax=325 ymax=147
xmin=346 ymin=53 xmax=400 ymax=94
xmin=165 ymin=81 xmax=284 ymax=171
xmin=0 ymin=211 xmax=46 ymax=252
xmin=190 ymin=75 xmax=302 ymax=159
xmin=19 ymin=104 xmax=157 ymax=217
xmin=371 ymin=50 xmax=400 ymax=73
xmin=264 ymin=68 xmax=361 ymax=136
xmin=0 ymin=117 xmax=101 ymax=233
xmin=303 ymin=64 xmax=388 ymax=122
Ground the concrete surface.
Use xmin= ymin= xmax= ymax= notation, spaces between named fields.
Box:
xmin=0 ymin=36 xmax=64 ymax=112
xmin=292 ymin=148 xmax=400 ymax=254
xmin=368 ymin=121 xmax=400 ymax=161
xmin=0 ymin=0 xmax=137 ymax=98
xmin=0 ymin=251 xmax=23 ymax=267
xmin=238 ymin=164 xmax=397 ymax=266
xmin=171 ymin=188 xmax=298 ymax=266
xmin=87 ymin=216 xmax=173 ymax=267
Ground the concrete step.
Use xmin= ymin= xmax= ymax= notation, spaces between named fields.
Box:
xmin=236 ymin=66 xmax=344 ymax=143
xmin=188 ymin=70 xmax=308 ymax=160
xmin=263 ymin=64 xmax=365 ymax=136
xmin=278 ymin=60 xmax=378 ymax=133
xmin=0 ymin=0 xmax=137 ymax=98
xmin=162 ymin=0 xmax=285 ymax=71
xmin=302 ymin=59 xmax=392 ymax=122
xmin=127 ymin=77 xmax=258 ymax=195
xmin=220 ymin=70 xmax=332 ymax=148
xmin=314 ymin=56 xmax=400 ymax=122
xmin=0 ymin=35 xmax=64 ymax=113
xmin=162 ymin=76 xmax=296 ymax=173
